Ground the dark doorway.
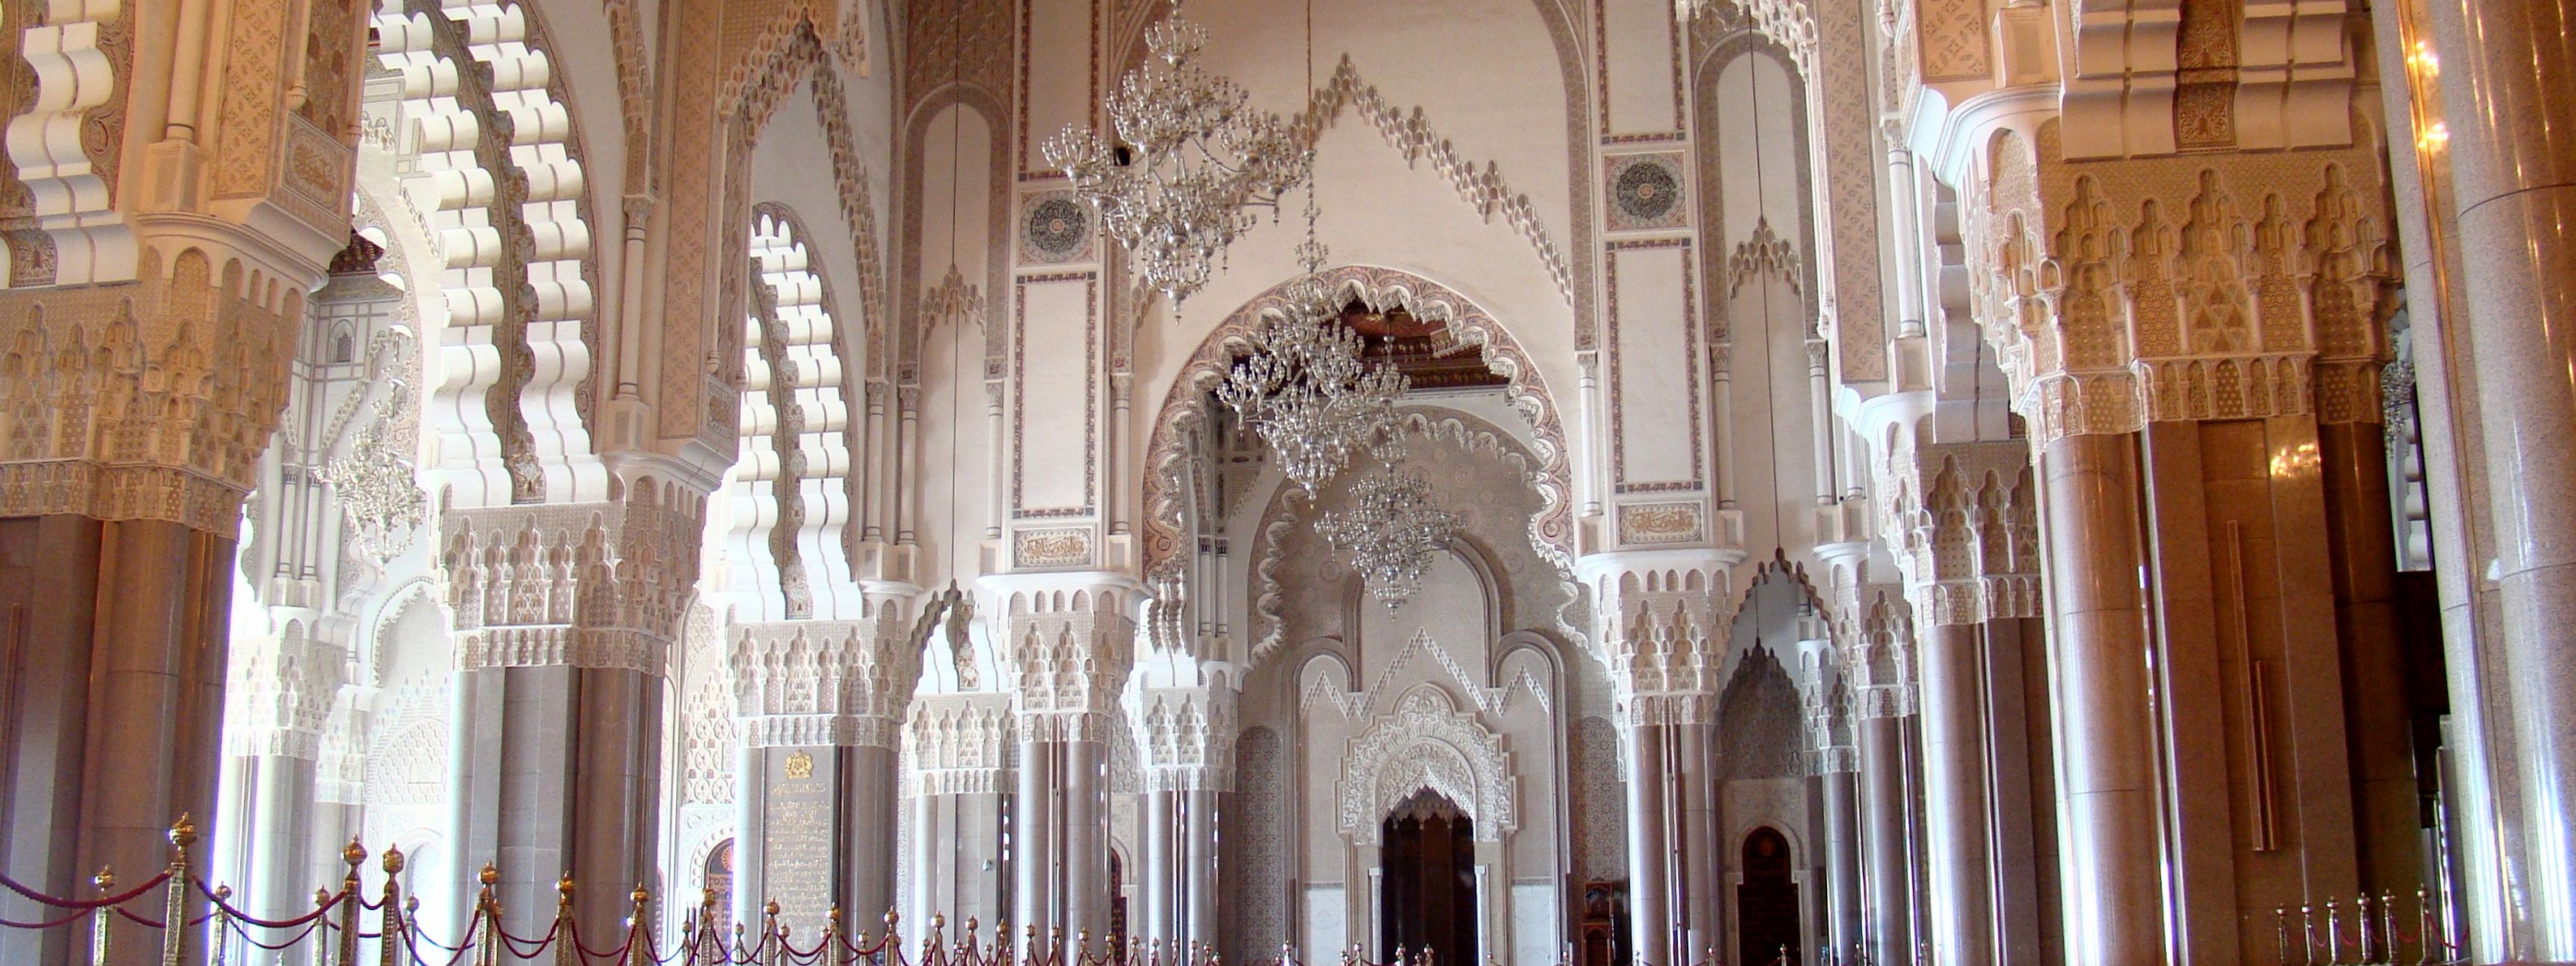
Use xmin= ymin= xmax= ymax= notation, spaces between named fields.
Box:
xmin=1380 ymin=789 xmax=1478 ymax=965
xmin=1736 ymin=827 xmax=1800 ymax=965
xmin=1110 ymin=850 xmax=1130 ymax=958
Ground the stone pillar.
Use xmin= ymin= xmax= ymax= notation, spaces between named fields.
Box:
xmin=2037 ymin=432 xmax=2166 ymax=965
xmin=2421 ymin=0 xmax=2576 ymax=953
xmin=0 ymin=519 xmax=236 ymax=966
xmin=1846 ymin=595 xmax=1920 ymax=966
xmin=1621 ymin=719 xmax=1676 ymax=966
xmin=1915 ymin=621 xmax=1991 ymax=966
xmin=1819 ymin=766 xmax=1864 ymax=959
xmin=1135 ymin=684 xmax=1234 ymax=952
xmin=904 ymin=695 xmax=1016 ymax=932
xmin=1183 ymin=788 xmax=1218 ymax=947
xmin=1855 ymin=715 xmax=1915 ymax=965
xmin=1581 ymin=550 xmax=1732 ymax=966
xmin=985 ymin=574 xmax=1138 ymax=958
xmin=441 ymin=477 xmax=704 ymax=935
xmin=214 ymin=245 xmax=414 ymax=960
xmin=1143 ymin=788 xmax=1176 ymax=944
xmin=2317 ymin=419 xmax=2423 ymax=899
xmin=0 ymin=102 xmax=350 ymax=963
xmin=1880 ymin=435 xmax=2046 ymax=965
xmin=731 ymin=599 xmax=921 ymax=932
xmin=219 ymin=626 xmax=337 ymax=960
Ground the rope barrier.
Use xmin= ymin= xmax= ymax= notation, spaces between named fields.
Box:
xmin=0 ymin=815 xmax=2484 ymax=966
xmin=0 ymin=906 xmax=100 ymax=930
xmin=0 ymin=869 xmax=171 ymax=909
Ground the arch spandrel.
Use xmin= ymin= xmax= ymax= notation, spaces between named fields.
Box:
xmin=1140 ymin=266 xmax=1577 ymax=588
xmin=1339 ymin=686 xmax=1519 ymax=845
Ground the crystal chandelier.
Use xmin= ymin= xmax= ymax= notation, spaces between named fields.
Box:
xmin=1212 ymin=177 xmax=1409 ymax=497
xmin=1317 ymin=463 xmax=1461 ymax=610
xmin=1214 ymin=301 xmax=1407 ymax=496
xmin=1042 ymin=0 xmax=1311 ymax=307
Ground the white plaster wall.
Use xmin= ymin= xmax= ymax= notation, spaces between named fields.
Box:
xmin=1128 ymin=0 xmax=1584 ymax=490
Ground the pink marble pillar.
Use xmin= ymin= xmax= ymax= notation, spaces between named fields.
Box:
xmin=0 ymin=516 xmax=231 ymax=966
xmin=1916 ymin=621 xmax=1995 ymax=965
xmin=2429 ymin=0 xmax=2576 ymax=954
xmin=2039 ymin=432 xmax=2166 ymax=965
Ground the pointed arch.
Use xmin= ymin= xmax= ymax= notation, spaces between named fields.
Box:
xmin=1142 ymin=267 xmax=1577 ymax=588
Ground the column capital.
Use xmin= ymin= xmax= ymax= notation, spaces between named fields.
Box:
xmin=904 ymin=694 xmax=1015 ymax=797
xmin=1847 ymin=592 xmax=1918 ymax=719
xmin=441 ymin=482 xmax=707 ymax=674
xmin=1133 ymin=685 xmax=1237 ymax=792
xmin=1580 ymin=548 xmax=1742 ymax=706
xmin=1878 ymin=437 xmax=2044 ymax=627
xmin=732 ymin=610 xmax=922 ymax=749
xmin=980 ymin=571 xmax=1142 ymax=742
xmin=224 ymin=628 xmax=349 ymax=761
xmin=0 ymin=248 xmax=310 ymax=535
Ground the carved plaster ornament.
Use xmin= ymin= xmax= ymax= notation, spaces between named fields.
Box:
xmin=905 ymin=581 xmax=981 ymax=690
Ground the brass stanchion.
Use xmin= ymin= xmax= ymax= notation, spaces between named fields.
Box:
xmin=315 ymin=889 xmax=336 ymax=966
xmin=555 ymin=874 xmax=579 ymax=966
xmin=764 ymin=899 xmax=784 ymax=966
xmin=91 ymin=868 xmax=116 ymax=966
xmin=2378 ymin=891 xmax=2398 ymax=966
xmin=380 ymin=846 xmax=407 ymax=966
xmin=338 ymin=841 xmax=365 ymax=966
xmin=625 ymin=882 xmax=651 ymax=966
xmin=162 ymin=815 xmax=196 ymax=966
xmin=475 ymin=864 xmax=500 ymax=966
xmin=2415 ymin=887 xmax=2435 ymax=965
xmin=209 ymin=886 xmax=233 ymax=966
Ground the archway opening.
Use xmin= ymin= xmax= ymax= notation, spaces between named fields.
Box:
xmin=706 ymin=839 xmax=737 ymax=940
xmin=1380 ymin=788 xmax=1477 ymax=964
xmin=1737 ymin=827 xmax=1800 ymax=965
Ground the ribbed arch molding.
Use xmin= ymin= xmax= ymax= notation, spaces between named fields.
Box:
xmin=374 ymin=0 xmax=602 ymax=508
xmin=728 ymin=205 xmax=857 ymax=622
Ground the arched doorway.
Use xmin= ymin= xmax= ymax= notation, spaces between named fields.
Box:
xmin=705 ymin=839 xmax=737 ymax=940
xmin=1381 ymin=789 xmax=1478 ymax=964
xmin=1737 ymin=827 xmax=1800 ymax=965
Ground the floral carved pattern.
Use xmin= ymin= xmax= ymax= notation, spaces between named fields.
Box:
xmin=1339 ymin=688 xmax=1516 ymax=845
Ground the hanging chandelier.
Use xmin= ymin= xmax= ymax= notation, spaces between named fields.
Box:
xmin=1041 ymin=0 xmax=1311 ymax=307
xmin=1213 ymin=298 xmax=1407 ymax=496
xmin=1317 ymin=463 xmax=1462 ymax=611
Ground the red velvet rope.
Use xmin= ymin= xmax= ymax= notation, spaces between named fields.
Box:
xmin=192 ymin=878 xmax=352 ymax=929
xmin=0 ymin=907 xmax=97 ymax=930
xmin=0 ymin=869 xmax=172 ymax=910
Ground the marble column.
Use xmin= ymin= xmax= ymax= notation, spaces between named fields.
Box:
xmin=0 ymin=518 xmax=235 ymax=966
xmin=2422 ymin=0 xmax=2576 ymax=955
xmin=1182 ymin=788 xmax=1218 ymax=946
xmin=1621 ymin=721 xmax=1675 ymax=966
xmin=0 ymin=0 xmax=351 ymax=959
xmin=731 ymin=607 xmax=920 ymax=931
xmin=1015 ymin=737 xmax=1056 ymax=933
xmin=1915 ymin=621 xmax=1993 ymax=966
xmin=1136 ymin=684 xmax=1233 ymax=953
xmin=442 ymin=482 xmax=703 ymax=937
xmin=1612 ymin=705 xmax=1721 ymax=966
xmin=985 ymin=575 xmax=1135 ymax=958
xmin=2317 ymin=420 xmax=2424 ymax=898
xmin=1856 ymin=712 xmax=1915 ymax=965
xmin=1673 ymin=723 xmax=1720 ymax=962
xmin=1820 ymin=766 xmax=1864 ymax=960
xmin=1143 ymin=789 xmax=1176 ymax=944
xmin=1013 ymin=732 xmax=1112 ymax=958
xmin=2038 ymin=432 xmax=2165 ymax=965
xmin=904 ymin=696 xmax=1015 ymax=932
